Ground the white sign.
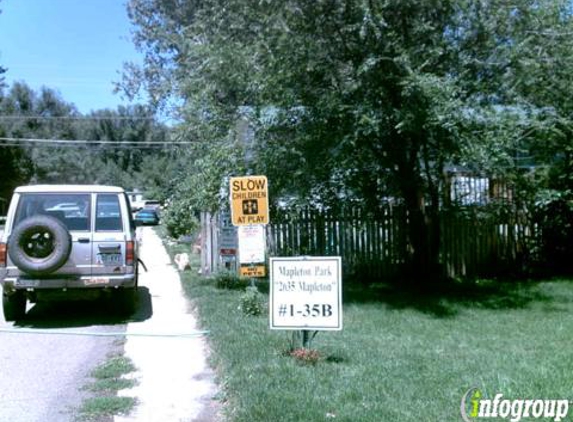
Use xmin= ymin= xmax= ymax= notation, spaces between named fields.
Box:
xmin=238 ymin=225 xmax=266 ymax=264
xmin=270 ymin=257 xmax=342 ymax=331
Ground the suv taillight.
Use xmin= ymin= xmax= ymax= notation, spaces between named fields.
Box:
xmin=126 ymin=241 xmax=135 ymax=266
xmin=0 ymin=243 xmax=6 ymax=267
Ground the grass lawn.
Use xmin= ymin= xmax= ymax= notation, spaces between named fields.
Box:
xmin=163 ymin=234 xmax=573 ymax=422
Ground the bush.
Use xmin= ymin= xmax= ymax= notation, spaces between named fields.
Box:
xmin=213 ymin=270 xmax=250 ymax=290
xmin=239 ymin=286 xmax=265 ymax=316
xmin=535 ymin=196 xmax=573 ymax=274
xmin=162 ymin=197 xmax=199 ymax=239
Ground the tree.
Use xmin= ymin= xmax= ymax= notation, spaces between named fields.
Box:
xmin=0 ymin=83 xmax=40 ymax=201
xmin=124 ymin=0 xmax=573 ymax=279
xmin=501 ymin=0 xmax=573 ymax=272
xmin=75 ymin=105 xmax=170 ymax=188
xmin=0 ymin=81 xmax=171 ymax=195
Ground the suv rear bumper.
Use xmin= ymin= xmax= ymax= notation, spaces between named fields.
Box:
xmin=2 ymin=274 xmax=136 ymax=293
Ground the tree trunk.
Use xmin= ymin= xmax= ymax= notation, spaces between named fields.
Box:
xmin=400 ymin=172 xmax=442 ymax=284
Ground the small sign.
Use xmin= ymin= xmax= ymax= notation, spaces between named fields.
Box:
xmin=238 ymin=225 xmax=266 ymax=264
xmin=219 ymin=212 xmax=238 ymax=252
xmin=240 ymin=265 xmax=266 ymax=277
xmin=220 ymin=248 xmax=236 ymax=256
xmin=220 ymin=228 xmax=238 ymax=249
xmin=230 ymin=176 xmax=269 ymax=226
xmin=269 ymin=257 xmax=342 ymax=331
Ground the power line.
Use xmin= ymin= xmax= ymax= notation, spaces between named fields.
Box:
xmin=0 ymin=115 xmax=157 ymax=121
xmin=0 ymin=137 xmax=195 ymax=149
xmin=0 ymin=143 xmax=169 ymax=150
xmin=0 ymin=137 xmax=194 ymax=145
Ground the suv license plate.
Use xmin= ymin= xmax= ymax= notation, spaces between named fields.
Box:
xmin=85 ymin=277 xmax=110 ymax=286
xmin=97 ymin=253 xmax=122 ymax=265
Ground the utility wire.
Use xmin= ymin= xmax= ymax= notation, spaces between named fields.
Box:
xmin=0 ymin=137 xmax=194 ymax=148
xmin=0 ymin=115 xmax=157 ymax=121
xmin=0 ymin=143 xmax=171 ymax=149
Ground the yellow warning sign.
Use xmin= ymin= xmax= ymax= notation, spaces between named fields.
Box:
xmin=230 ymin=175 xmax=269 ymax=226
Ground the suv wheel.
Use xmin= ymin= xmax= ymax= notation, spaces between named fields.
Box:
xmin=3 ymin=292 xmax=26 ymax=321
xmin=8 ymin=215 xmax=72 ymax=276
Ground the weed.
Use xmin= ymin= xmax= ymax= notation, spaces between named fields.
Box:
xmin=239 ymin=286 xmax=265 ymax=316
xmin=78 ymin=396 xmax=136 ymax=420
xmin=214 ymin=270 xmax=250 ymax=290
xmin=90 ymin=356 xmax=135 ymax=380
xmin=289 ymin=348 xmax=321 ymax=365
xmin=77 ymin=355 xmax=138 ymax=421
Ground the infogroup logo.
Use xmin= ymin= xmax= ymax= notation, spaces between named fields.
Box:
xmin=461 ymin=387 xmax=570 ymax=422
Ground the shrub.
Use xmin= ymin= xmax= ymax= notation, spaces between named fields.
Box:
xmin=162 ymin=196 xmax=199 ymax=239
xmin=535 ymin=197 xmax=573 ymax=274
xmin=239 ymin=286 xmax=265 ymax=316
xmin=213 ymin=270 xmax=250 ymax=290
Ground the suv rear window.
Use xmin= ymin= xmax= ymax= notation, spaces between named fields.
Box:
xmin=96 ymin=194 xmax=123 ymax=231
xmin=15 ymin=193 xmax=91 ymax=231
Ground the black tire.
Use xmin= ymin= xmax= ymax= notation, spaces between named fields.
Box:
xmin=3 ymin=292 xmax=26 ymax=321
xmin=8 ymin=215 xmax=72 ymax=276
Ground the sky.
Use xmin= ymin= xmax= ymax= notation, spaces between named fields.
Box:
xmin=0 ymin=0 xmax=146 ymax=114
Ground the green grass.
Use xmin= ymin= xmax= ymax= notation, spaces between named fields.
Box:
xmin=78 ymin=396 xmax=137 ymax=420
xmin=162 ymin=233 xmax=573 ymax=422
xmin=89 ymin=356 xmax=136 ymax=382
xmin=85 ymin=356 xmax=137 ymax=393
xmin=77 ymin=356 xmax=138 ymax=421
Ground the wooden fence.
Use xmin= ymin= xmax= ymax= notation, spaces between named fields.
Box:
xmin=267 ymin=205 xmax=539 ymax=280
xmin=440 ymin=208 xmax=538 ymax=279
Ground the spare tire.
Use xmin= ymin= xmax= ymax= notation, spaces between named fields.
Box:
xmin=8 ymin=215 xmax=72 ymax=276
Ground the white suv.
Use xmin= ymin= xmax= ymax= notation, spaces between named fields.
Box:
xmin=0 ymin=185 xmax=139 ymax=321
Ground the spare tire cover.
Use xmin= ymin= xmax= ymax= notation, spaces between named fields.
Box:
xmin=8 ymin=215 xmax=72 ymax=276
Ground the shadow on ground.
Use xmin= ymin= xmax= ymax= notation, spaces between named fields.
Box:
xmin=14 ymin=286 xmax=153 ymax=328
xmin=344 ymin=278 xmax=567 ymax=318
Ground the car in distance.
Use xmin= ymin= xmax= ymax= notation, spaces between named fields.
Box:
xmin=0 ymin=185 xmax=139 ymax=321
xmin=143 ymin=199 xmax=162 ymax=217
xmin=143 ymin=200 xmax=161 ymax=210
xmin=134 ymin=208 xmax=159 ymax=226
